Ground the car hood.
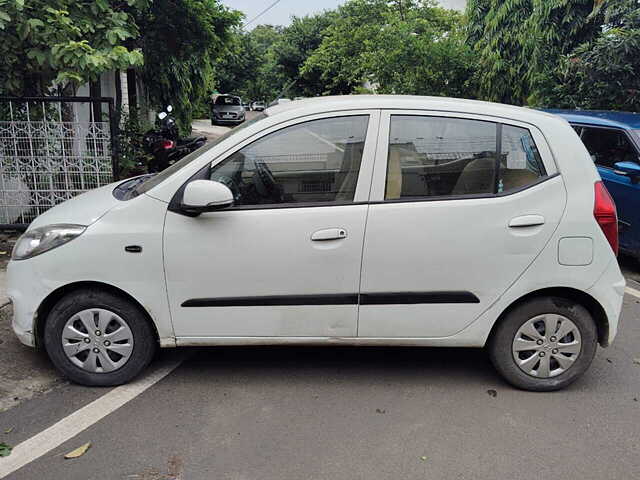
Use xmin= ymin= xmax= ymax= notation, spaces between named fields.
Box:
xmin=29 ymin=181 xmax=123 ymax=230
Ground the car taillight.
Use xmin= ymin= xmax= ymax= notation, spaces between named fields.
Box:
xmin=594 ymin=181 xmax=618 ymax=255
xmin=161 ymin=139 xmax=175 ymax=150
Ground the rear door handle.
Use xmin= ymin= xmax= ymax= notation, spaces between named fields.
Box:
xmin=509 ymin=215 xmax=545 ymax=228
xmin=311 ymin=228 xmax=347 ymax=241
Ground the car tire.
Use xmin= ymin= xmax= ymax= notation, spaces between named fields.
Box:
xmin=488 ymin=296 xmax=598 ymax=391
xmin=44 ymin=288 xmax=156 ymax=386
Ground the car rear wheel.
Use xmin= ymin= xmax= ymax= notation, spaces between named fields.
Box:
xmin=488 ymin=296 xmax=598 ymax=391
xmin=44 ymin=289 xmax=156 ymax=386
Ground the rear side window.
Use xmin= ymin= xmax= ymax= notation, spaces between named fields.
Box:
xmin=577 ymin=126 xmax=638 ymax=168
xmin=385 ymin=116 xmax=546 ymax=200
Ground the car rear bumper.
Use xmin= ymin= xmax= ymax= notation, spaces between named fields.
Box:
xmin=587 ymin=259 xmax=626 ymax=346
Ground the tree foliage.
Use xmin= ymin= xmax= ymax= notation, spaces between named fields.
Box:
xmin=272 ymin=12 xmax=337 ymax=97
xmin=302 ymin=0 xmax=477 ymax=97
xmin=212 ymin=11 xmax=337 ymax=102
xmin=465 ymin=0 xmax=599 ymax=105
xmin=213 ymin=24 xmax=285 ymax=102
xmin=136 ymin=0 xmax=241 ymax=131
xmin=0 ymin=0 xmax=145 ymax=95
xmin=549 ymin=0 xmax=640 ymax=110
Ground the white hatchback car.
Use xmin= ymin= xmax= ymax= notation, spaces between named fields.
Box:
xmin=8 ymin=96 xmax=625 ymax=391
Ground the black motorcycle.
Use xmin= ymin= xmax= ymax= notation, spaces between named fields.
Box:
xmin=142 ymin=105 xmax=207 ymax=172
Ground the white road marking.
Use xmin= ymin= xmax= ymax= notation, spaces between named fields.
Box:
xmin=0 ymin=356 xmax=184 ymax=479
xmin=625 ymin=286 xmax=640 ymax=299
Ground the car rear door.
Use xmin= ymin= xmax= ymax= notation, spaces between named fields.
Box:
xmin=164 ymin=111 xmax=379 ymax=339
xmin=357 ymin=111 xmax=566 ymax=338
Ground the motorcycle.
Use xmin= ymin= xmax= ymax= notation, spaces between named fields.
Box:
xmin=142 ymin=105 xmax=207 ymax=172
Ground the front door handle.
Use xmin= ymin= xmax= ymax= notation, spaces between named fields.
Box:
xmin=311 ymin=228 xmax=347 ymax=241
xmin=509 ymin=215 xmax=545 ymax=228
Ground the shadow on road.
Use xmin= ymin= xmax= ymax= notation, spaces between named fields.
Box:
xmin=180 ymin=344 xmax=500 ymax=388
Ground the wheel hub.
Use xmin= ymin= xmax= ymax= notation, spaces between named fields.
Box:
xmin=512 ymin=314 xmax=582 ymax=378
xmin=61 ymin=308 xmax=134 ymax=374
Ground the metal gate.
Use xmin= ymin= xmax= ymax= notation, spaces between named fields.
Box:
xmin=0 ymin=96 xmax=119 ymax=229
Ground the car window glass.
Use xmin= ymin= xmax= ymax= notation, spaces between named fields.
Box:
xmin=215 ymin=96 xmax=240 ymax=106
xmin=499 ymin=125 xmax=546 ymax=193
xmin=385 ymin=115 xmax=546 ymax=200
xmin=210 ymin=115 xmax=369 ymax=207
xmin=131 ymin=113 xmax=268 ymax=197
xmin=580 ymin=127 xmax=638 ymax=168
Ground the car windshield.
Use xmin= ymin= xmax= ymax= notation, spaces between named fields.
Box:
xmin=632 ymin=130 xmax=640 ymax=144
xmin=215 ymin=96 xmax=240 ymax=106
xmin=129 ymin=112 xmax=268 ymax=198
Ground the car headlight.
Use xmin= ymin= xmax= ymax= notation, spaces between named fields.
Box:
xmin=12 ymin=224 xmax=86 ymax=261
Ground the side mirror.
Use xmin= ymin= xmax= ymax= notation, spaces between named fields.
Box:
xmin=166 ymin=105 xmax=173 ymax=113
xmin=158 ymin=112 xmax=168 ymax=120
xmin=181 ymin=180 xmax=233 ymax=214
xmin=614 ymin=161 xmax=640 ymax=183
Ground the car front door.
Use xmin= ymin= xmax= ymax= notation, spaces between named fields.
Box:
xmin=573 ymin=124 xmax=640 ymax=255
xmin=358 ymin=111 xmax=566 ymax=338
xmin=164 ymin=111 xmax=379 ymax=339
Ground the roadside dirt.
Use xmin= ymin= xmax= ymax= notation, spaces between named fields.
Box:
xmin=0 ymin=231 xmax=62 ymax=411
xmin=0 ymin=306 xmax=62 ymax=412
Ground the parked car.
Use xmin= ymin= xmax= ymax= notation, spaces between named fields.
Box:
xmin=548 ymin=110 xmax=640 ymax=258
xmin=251 ymin=101 xmax=266 ymax=111
xmin=8 ymin=96 xmax=624 ymax=390
xmin=210 ymin=94 xmax=245 ymax=126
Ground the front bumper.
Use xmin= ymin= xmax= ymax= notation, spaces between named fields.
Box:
xmin=7 ymin=259 xmax=49 ymax=348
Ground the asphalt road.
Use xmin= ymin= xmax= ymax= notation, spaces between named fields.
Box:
xmin=1 ymin=289 xmax=639 ymax=479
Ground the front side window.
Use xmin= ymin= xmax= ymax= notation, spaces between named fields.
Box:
xmin=579 ymin=126 xmax=638 ymax=168
xmin=385 ymin=115 xmax=546 ymax=200
xmin=210 ymin=115 xmax=369 ymax=207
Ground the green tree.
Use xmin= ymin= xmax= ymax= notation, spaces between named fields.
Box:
xmin=213 ymin=24 xmax=284 ymax=102
xmin=136 ymin=0 xmax=241 ymax=132
xmin=550 ymin=0 xmax=640 ymax=110
xmin=302 ymin=0 xmax=476 ymax=97
xmin=302 ymin=0 xmax=391 ymax=95
xmin=271 ymin=11 xmax=337 ymax=97
xmin=0 ymin=0 xmax=145 ymax=95
xmin=465 ymin=0 xmax=600 ymax=105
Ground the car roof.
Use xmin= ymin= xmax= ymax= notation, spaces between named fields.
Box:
xmin=266 ymin=95 xmax=560 ymax=125
xmin=544 ymin=109 xmax=640 ymax=130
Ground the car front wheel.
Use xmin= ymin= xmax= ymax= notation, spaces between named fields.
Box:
xmin=44 ymin=289 xmax=156 ymax=386
xmin=488 ymin=296 xmax=598 ymax=391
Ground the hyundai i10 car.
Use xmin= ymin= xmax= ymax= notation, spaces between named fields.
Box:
xmin=8 ymin=96 xmax=625 ymax=390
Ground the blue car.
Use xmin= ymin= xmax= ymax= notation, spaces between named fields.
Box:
xmin=547 ymin=110 xmax=640 ymax=258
